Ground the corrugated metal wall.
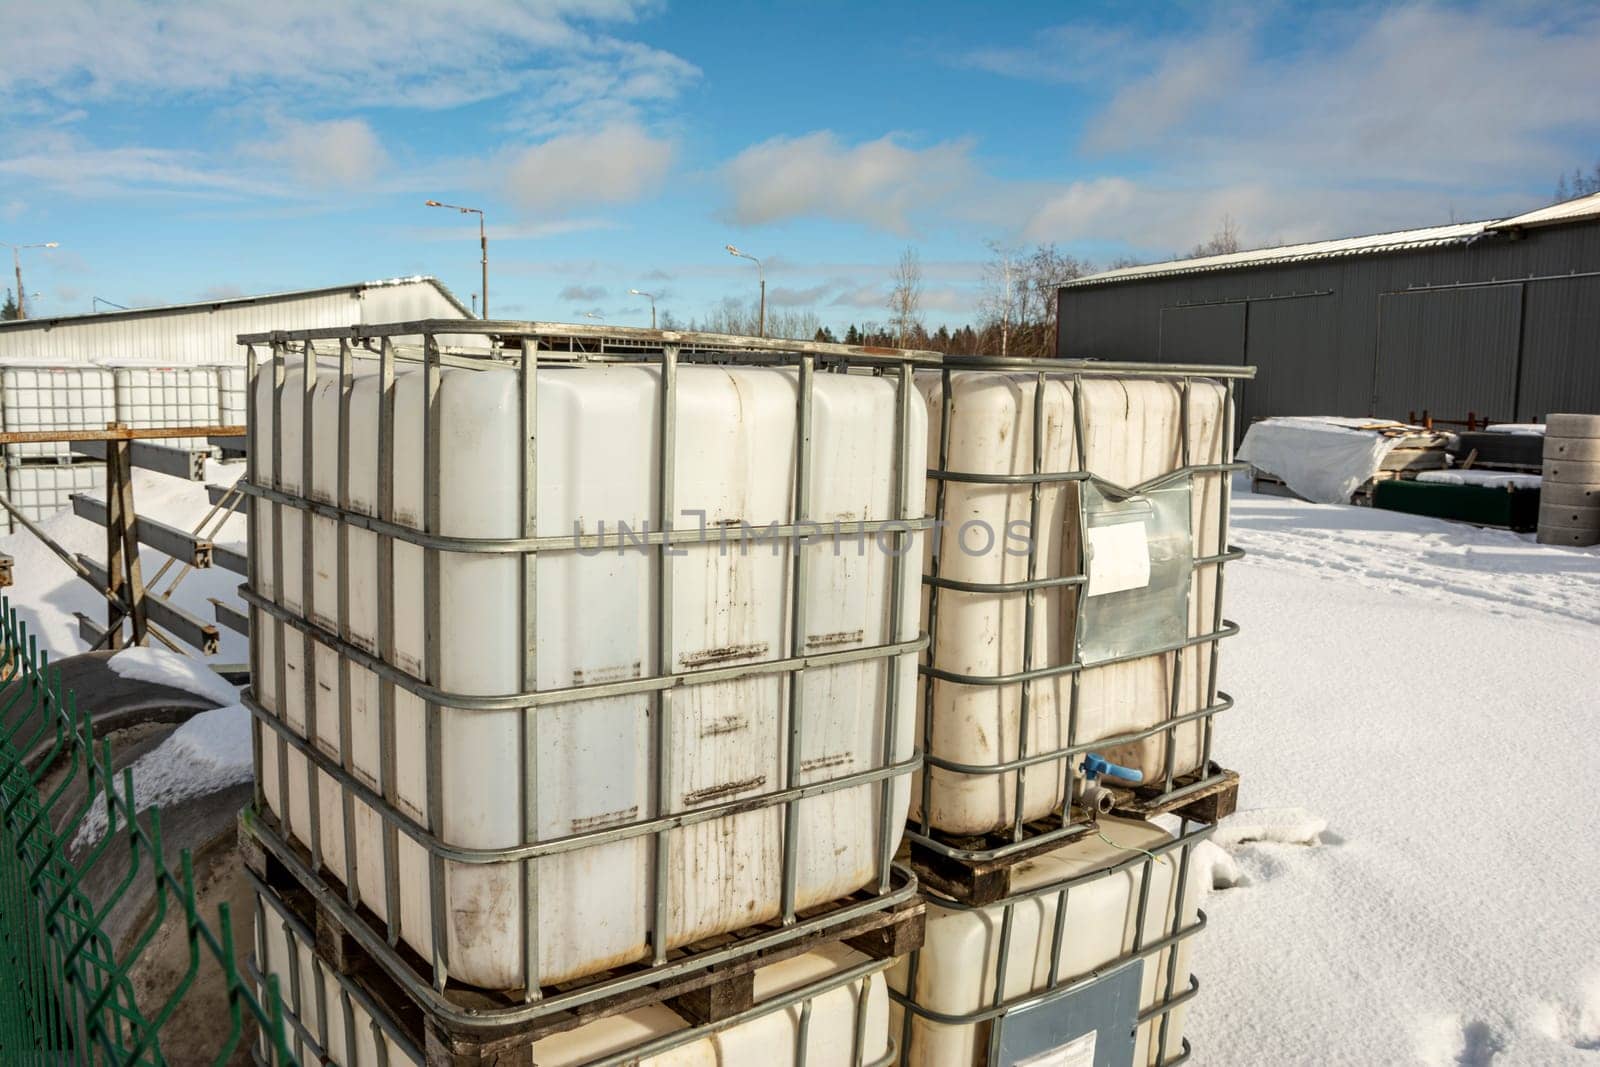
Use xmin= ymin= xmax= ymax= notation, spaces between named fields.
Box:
xmin=1058 ymin=219 xmax=1600 ymax=421
xmin=0 ymin=281 xmax=467 ymax=365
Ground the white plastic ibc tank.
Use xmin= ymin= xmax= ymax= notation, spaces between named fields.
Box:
xmin=888 ymin=818 xmax=1197 ymax=1067
xmin=916 ymin=373 xmax=1228 ymax=835
xmin=107 ymin=361 xmax=223 ymax=452
xmin=251 ymin=350 xmax=923 ymax=991
xmin=213 ymin=364 xmax=247 ymax=426
xmin=255 ymin=886 xmax=891 ymax=1066
xmin=0 ymin=363 xmax=117 ymax=462
xmin=4 ymin=459 xmax=107 ymax=522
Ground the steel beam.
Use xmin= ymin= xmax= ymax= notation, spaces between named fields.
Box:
xmin=75 ymin=554 xmax=219 ymax=655
xmin=71 ymin=439 xmax=209 ymax=481
xmin=75 ymin=612 xmax=108 ymax=647
xmin=212 ymin=543 xmax=247 ymax=575
xmin=210 ymin=597 xmax=249 ymax=636
xmin=206 ymin=484 xmax=246 ymax=513
xmin=210 ymin=435 xmax=248 ymax=458
xmin=70 ymin=494 xmax=214 ymax=567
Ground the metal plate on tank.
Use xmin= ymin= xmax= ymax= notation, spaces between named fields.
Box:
xmin=994 ymin=958 xmax=1144 ymax=1067
xmin=1078 ymin=476 xmax=1193 ymax=665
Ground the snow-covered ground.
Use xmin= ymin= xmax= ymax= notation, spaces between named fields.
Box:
xmin=5 ymin=459 xmax=1598 ymax=1064
xmin=1192 ymin=478 xmax=1600 ymax=1065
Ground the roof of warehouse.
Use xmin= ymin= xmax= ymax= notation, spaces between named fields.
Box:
xmin=0 ymin=275 xmax=472 ymax=330
xmin=1063 ymin=190 xmax=1600 ymax=288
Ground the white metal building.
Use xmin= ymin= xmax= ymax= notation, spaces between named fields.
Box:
xmin=0 ymin=277 xmax=472 ymax=364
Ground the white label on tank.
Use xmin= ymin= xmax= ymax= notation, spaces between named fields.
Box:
xmin=1086 ymin=519 xmax=1151 ymax=597
xmin=1016 ymin=1030 xmax=1097 ymax=1067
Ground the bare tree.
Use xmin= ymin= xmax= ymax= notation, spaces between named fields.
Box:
xmin=1555 ymin=160 xmax=1600 ymax=202
xmin=980 ymin=241 xmax=1019 ymax=357
xmin=691 ymin=299 xmax=819 ymax=340
xmin=887 ymin=246 xmax=924 ymax=345
xmin=976 ymin=241 xmax=1093 ymax=357
xmin=1188 ymin=214 xmax=1242 ymax=258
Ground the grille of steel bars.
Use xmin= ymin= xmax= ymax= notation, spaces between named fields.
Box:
xmin=891 ymin=818 xmax=1213 ymax=1067
xmin=913 ymin=356 xmax=1254 ymax=863
xmin=0 ymin=598 xmax=297 ymax=1065
xmin=248 ymin=866 xmax=898 ymax=1067
xmin=234 ymin=320 xmax=935 ymax=1025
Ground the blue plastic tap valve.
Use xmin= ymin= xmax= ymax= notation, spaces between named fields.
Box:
xmin=1081 ymin=753 xmax=1143 ymax=784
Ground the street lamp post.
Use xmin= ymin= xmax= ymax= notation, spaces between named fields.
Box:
xmin=425 ymin=201 xmax=487 ymax=318
xmin=724 ymin=244 xmax=765 ymax=338
xmin=2 ymin=241 xmax=59 ymax=320
xmin=629 ymin=288 xmax=657 ymax=329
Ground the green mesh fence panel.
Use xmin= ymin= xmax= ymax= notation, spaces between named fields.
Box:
xmin=0 ymin=598 xmax=297 ymax=1065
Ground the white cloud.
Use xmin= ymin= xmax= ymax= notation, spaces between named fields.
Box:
xmin=0 ymin=1 xmax=691 ymax=114
xmin=981 ymin=3 xmax=1600 ymax=256
xmin=1080 ymin=5 xmax=1600 ymax=187
xmin=0 ymin=136 xmax=282 ymax=199
xmin=502 ymin=124 xmax=674 ymax=212
xmin=558 ymin=284 xmax=608 ymax=302
xmin=245 ymin=118 xmax=388 ymax=188
xmin=768 ymin=283 xmax=835 ymax=307
xmin=829 ymin=284 xmax=887 ymax=308
xmin=723 ymin=132 xmax=980 ymax=234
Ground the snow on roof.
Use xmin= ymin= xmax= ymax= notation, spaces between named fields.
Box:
xmin=1064 ymin=221 xmax=1489 ymax=288
xmin=0 ymin=275 xmax=471 ymax=330
xmin=1065 ymin=191 xmax=1600 ymax=289
xmin=1488 ymin=190 xmax=1600 ymax=231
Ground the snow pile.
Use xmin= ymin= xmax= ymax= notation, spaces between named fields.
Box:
xmin=1189 ymin=477 xmax=1600 ymax=1065
xmin=1480 ymin=423 xmax=1547 ymax=436
xmin=71 ymin=702 xmax=252 ymax=852
xmin=1238 ymin=417 xmax=1418 ymax=504
xmin=1416 ymin=469 xmax=1543 ymax=490
xmin=109 ymin=646 xmax=242 ymax=707
xmin=0 ymin=459 xmax=247 ymax=660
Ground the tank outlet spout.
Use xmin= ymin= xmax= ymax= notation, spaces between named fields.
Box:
xmin=1080 ymin=753 xmax=1143 ymax=820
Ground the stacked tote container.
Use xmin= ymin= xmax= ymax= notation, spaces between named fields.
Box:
xmin=241 ymin=322 xmax=932 ymax=1063
xmin=1537 ymin=413 xmax=1600 ymax=546
xmin=254 ymin=880 xmax=896 ymax=1066
xmin=0 ymin=363 xmax=118 ymax=462
xmin=0 ymin=363 xmax=118 ymax=535
xmin=894 ymin=356 xmax=1253 ymax=1066
xmin=106 ymin=361 xmax=224 ymax=451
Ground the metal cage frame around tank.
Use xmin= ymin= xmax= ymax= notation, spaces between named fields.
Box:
xmin=233 ymin=319 xmax=935 ymax=1021
xmin=914 ymin=355 xmax=1256 ymax=863
xmin=891 ymin=817 xmax=1213 ymax=1067
xmin=248 ymin=868 xmax=899 ymax=1067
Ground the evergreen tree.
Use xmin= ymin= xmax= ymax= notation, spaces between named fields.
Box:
xmin=844 ymin=324 xmax=861 ymax=345
xmin=1 ymin=288 xmax=18 ymax=322
xmin=813 ymin=326 xmax=837 ymax=344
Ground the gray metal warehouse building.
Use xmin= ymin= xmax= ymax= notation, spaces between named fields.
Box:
xmin=1056 ymin=192 xmax=1600 ymax=426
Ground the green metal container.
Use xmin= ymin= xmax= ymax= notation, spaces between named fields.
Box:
xmin=1372 ymin=478 xmax=1540 ymax=532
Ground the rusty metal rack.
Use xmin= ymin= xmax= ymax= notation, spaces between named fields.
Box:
xmin=893 ymin=817 xmax=1213 ymax=1067
xmin=0 ymin=422 xmax=247 ymax=653
xmin=234 ymin=321 xmax=940 ymax=1038
xmin=913 ymin=355 xmax=1255 ymax=868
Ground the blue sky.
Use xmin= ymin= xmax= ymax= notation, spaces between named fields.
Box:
xmin=3 ymin=1 xmax=1599 ymax=330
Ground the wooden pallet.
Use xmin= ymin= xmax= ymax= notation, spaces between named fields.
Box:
xmin=908 ymin=766 xmax=1241 ymax=906
xmin=1107 ymin=764 xmax=1241 ymax=824
xmin=909 ymin=817 xmax=1094 ymax=906
xmin=239 ymin=810 xmax=924 ymax=1063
